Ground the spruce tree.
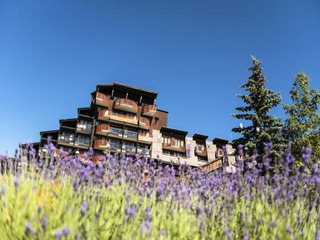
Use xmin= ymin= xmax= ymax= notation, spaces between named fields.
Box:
xmin=283 ymin=72 xmax=320 ymax=163
xmin=232 ymin=56 xmax=285 ymax=162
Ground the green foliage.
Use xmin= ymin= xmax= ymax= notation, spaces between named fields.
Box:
xmin=232 ymin=56 xmax=285 ymax=162
xmin=283 ymin=72 xmax=320 ymax=163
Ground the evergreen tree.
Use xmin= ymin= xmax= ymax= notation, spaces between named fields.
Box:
xmin=283 ymin=72 xmax=320 ymax=163
xmin=232 ymin=56 xmax=285 ymax=162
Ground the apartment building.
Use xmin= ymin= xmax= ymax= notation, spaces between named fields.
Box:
xmin=34 ymin=82 xmax=235 ymax=169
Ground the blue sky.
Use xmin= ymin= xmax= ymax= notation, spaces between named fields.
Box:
xmin=1 ymin=0 xmax=320 ymax=156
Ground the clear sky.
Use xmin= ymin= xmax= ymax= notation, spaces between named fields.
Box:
xmin=1 ymin=0 xmax=320 ymax=156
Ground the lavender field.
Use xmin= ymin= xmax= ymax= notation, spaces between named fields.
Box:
xmin=0 ymin=143 xmax=319 ymax=240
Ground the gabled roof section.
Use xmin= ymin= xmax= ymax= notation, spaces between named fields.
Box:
xmin=193 ymin=133 xmax=208 ymax=140
xmin=160 ymin=127 xmax=188 ymax=137
xmin=59 ymin=118 xmax=77 ymax=124
xmin=93 ymin=82 xmax=158 ymax=99
xmin=40 ymin=130 xmax=59 ymax=135
xmin=113 ymin=82 xmax=158 ymax=98
xmin=78 ymin=107 xmax=94 ymax=117
xmin=212 ymin=138 xmax=229 ymax=145
xmin=157 ymin=109 xmax=168 ymax=113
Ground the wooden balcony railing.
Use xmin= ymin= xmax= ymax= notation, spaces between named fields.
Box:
xmin=114 ymin=98 xmax=138 ymax=113
xmin=98 ymin=109 xmax=110 ymax=121
xmin=93 ymin=139 xmax=108 ymax=150
xmin=78 ymin=154 xmax=89 ymax=162
xmin=139 ymin=117 xmax=150 ymax=129
xmin=138 ymin=133 xmax=153 ymax=142
xmin=202 ymin=159 xmax=223 ymax=173
xmin=53 ymin=149 xmax=69 ymax=158
xmin=195 ymin=145 xmax=207 ymax=157
xmin=109 ymin=112 xmax=138 ymax=125
xmin=92 ymin=155 xmax=106 ymax=163
xmin=95 ymin=124 xmax=110 ymax=135
xmin=142 ymin=105 xmax=157 ymax=117
xmin=162 ymin=139 xmax=186 ymax=152
xmin=95 ymin=92 xmax=109 ymax=107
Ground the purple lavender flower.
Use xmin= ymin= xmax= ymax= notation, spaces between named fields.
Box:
xmin=146 ymin=188 xmax=152 ymax=198
xmin=196 ymin=204 xmax=204 ymax=216
xmin=55 ymin=230 xmax=63 ymax=240
xmin=237 ymin=145 xmax=244 ymax=156
xmin=14 ymin=175 xmax=20 ymax=188
xmin=286 ymin=225 xmax=292 ymax=233
xmin=145 ymin=206 xmax=153 ymax=222
xmin=40 ymin=218 xmax=47 ymax=232
xmin=140 ymin=220 xmax=151 ymax=233
xmin=62 ymin=227 xmax=70 ymax=236
xmin=73 ymin=180 xmax=80 ymax=191
xmin=243 ymin=229 xmax=249 ymax=240
xmin=124 ymin=204 xmax=136 ymax=219
xmin=302 ymin=147 xmax=312 ymax=164
xmin=224 ymin=226 xmax=233 ymax=240
xmin=48 ymin=142 xmax=56 ymax=154
xmin=105 ymin=179 xmax=111 ymax=187
xmin=81 ymin=200 xmax=88 ymax=216
xmin=25 ymin=221 xmax=36 ymax=236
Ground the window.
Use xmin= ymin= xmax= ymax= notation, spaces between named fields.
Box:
xmin=59 ymin=132 xmax=74 ymax=143
xmin=197 ymin=144 xmax=205 ymax=151
xmin=123 ymin=140 xmax=136 ymax=152
xmin=138 ymin=144 xmax=150 ymax=154
xmin=124 ymin=128 xmax=138 ymax=138
xmin=109 ymin=127 xmax=123 ymax=135
xmin=77 ymin=120 xmax=93 ymax=132
xmin=139 ymin=130 xmax=149 ymax=136
xmin=198 ymin=156 xmax=208 ymax=161
xmin=162 ymin=136 xmax=172 ymax=145
xmin=112 ymin=110 xmax=136 ymax=120
xmin=75 ymin=134 xmax=90 ymax=146
xmin=109 ymin=138 xmax=121 ymax=149
xmin=59 ymin=147 xmax=72 ymax=154
xmin=162 ymin=150 xmax=186 ymax=158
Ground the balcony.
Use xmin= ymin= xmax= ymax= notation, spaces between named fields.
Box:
xmin=95 ymin=92 xmax=109 ymax=107
xmin=110 ymin=112 xmax=138 ymax=125
xmin=142 ymin=105 xmax=157 ymax=117
xmin=94 ymin=139 xmax=108 ymax=150
xmin=122 ymin=141 xmax=136 ymax=154
xmin=74 ymin=138 xmax=90 ymax=149
xmin=138 ymin=133 xmax=153 ymax=143
xmin=109 ymin=142 xmax=122 ymax=152
xmin=139 ymin=117 xmax=150 ymax=130
xmin=122 ymin=144 xmax=136 ymax=154
xmin=202 ymin=159 xmax=223 ymax=173
xmin=195 ymin=145 xmax=207 ymax=157
xmin=137 ymin=148 xmax=151 ymax=156
xmin=92 ymin=155 xmax=106 ymax=164
xmin=108 ymin=127 xmax=124 ymax=139
xmin=78 ymin=154 xmax=89 ymax=162
xmin=53 ymin=149 xmax=69 ymax=158
xmin=162 ymin=141 xmax=186 ymax=153
xmin=95 ymin=124 xmax=110 ymax=136
xmin=76 ymin=123 xmax=93 ymax=134
xmin=58 ymin=135 xmax=74 ymax=147
xmin=123 ymin=129 xmax=138 ymax=140
xmin=98 ymin=109 xmax=111 ymax=121
xmin=114 ymin=98 xmax=138 ymax=113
